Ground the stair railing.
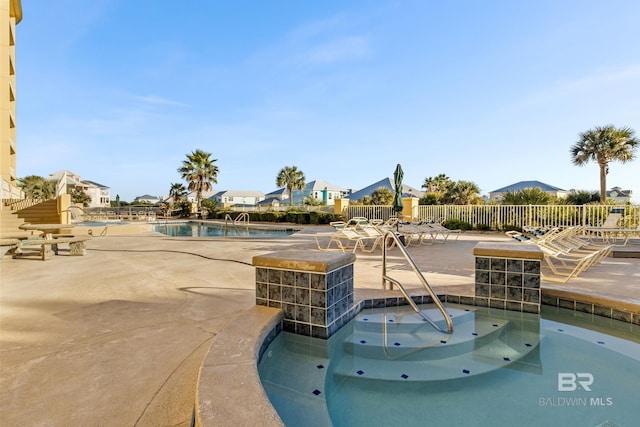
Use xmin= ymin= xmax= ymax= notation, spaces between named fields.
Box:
xmin=382 ymin=230 xmax=453 ymax=334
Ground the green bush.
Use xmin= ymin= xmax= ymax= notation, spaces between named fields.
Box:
xmin=475 ymin=223 xmax=491 ymax=231
xmin=502 ymin=224 xmax=523 ymax=232
xmin=442 ymin=219 xmax=472 ymax=231
xmin=211 ymin=210 xmax=342 ymax=225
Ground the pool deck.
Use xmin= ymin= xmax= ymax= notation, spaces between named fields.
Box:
xmin=1 ymin=227 xmax=638 ymax=426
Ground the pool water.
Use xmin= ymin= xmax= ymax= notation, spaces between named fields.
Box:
xmin=258 ymin=303 xmax=639 ymax=427
xmin=153 ymin=222 xmax=299 ymax=237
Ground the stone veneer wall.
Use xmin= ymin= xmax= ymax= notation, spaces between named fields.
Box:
xmin=473 ymin=242 xmax=544 ymax=314
xmin=253 ymin=251 xmax=357 ymax=339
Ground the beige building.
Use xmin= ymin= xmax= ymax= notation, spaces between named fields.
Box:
xmin=0 ymin=0 xmax=21 ymax=199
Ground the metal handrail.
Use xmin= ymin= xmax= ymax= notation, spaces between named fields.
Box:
xmin=234 ymin=212 xmax=250 ymax=225
xmin=381 ymin=230 xmax=453 ymax=334
xmin=223 ymin=214 xmax=241 ymax=235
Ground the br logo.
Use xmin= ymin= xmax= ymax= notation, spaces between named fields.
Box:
xmin=558 ymin=373 xmax=594 ymax=391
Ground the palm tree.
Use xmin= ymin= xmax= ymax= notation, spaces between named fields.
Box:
xmin=570 ymin=125 xmax=638 ymax=202
xmin=371 ymin=186 xmax=394 ymax=205
xmin=177 ymin=149 xmax=219 ymax=216
xmin=422 ymin=173 xmax=451 ymax=195
xmin=443 ymin=180 xmax=481 ymax=205
xmin=169 ymin=182 xmax=186 ymax=203
xmin=500 ymin=188 xmax=550 ymax=205
xmin=17 ymin=175 xmax=56 ymax=200
xmin=276 ymin=166 xmax=305 ymax=207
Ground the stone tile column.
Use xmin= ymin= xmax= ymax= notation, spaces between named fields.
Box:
xmin=473 ymin=242 xmax=543 ymax=313
xmin=253 ymin=250 xmax=357 ymax=339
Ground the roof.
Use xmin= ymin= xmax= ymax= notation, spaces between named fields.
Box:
xmin=267 ymin=179 xmax=345 ymax=196
xmin=348 ymin=178 xmax=424 ymax=201
xmin=607 ymin=187 xmax=632 ymax=197
xmin=83 ymin=180 xmax=109 ymax=189
xmin=266 ymin=188 xmax=287 ymax=197
xmin=210 ymin=190 xmax=265 ymax=198
xmin=134 ymin=194 xmax=159 ymax=200
xmin=304 ymin=179 xmax=345 ymax=192
xmin=256 ymin=197 xmax=282 ymax=206
xmin=490 ymin=180 xmax=565 ymax=193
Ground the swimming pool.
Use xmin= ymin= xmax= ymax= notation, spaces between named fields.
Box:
xmin=258 ymin=303 xmax=639 ymax=427
xmin=153 ymin=222 xmax=300 ymax=237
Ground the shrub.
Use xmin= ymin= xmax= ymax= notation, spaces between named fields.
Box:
xmin=442 ymin=219 xmax=472 ymax=231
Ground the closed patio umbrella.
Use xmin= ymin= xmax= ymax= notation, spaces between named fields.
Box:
xmin=393 ymin=164 xmax=404 ymax=230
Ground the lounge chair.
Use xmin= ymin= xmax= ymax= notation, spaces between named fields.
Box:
xmin=419 ymin=221 xmax=461 ymax=243
xmin=397 ymin=223 xmax=435 ymax=246
xmin=506 ymin=228 xmax=610 ymax=283
xmin=585 ymin=212 xmax=623 ymax=243
xmin=315 ymin=220 xmax=383 ymax=253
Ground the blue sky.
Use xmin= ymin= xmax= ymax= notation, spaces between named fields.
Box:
xmin=16 ymin=0 xmax=640 ymax=202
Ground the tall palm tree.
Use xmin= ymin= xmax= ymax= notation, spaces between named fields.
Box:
xmin=177 ymin=149 xmax=218 ymax=215
xmin=276 ymin=166 xmax=305 ymax=207
xmin=169 ymin=182 xmax=186 ymax=203
xmin=570 ymin=125 xmax=638 ymax=202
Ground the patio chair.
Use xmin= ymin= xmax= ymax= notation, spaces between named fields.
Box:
xmin=420 ymin=221 xmax=461 ymax=243
xmin=585 ymin=212 xmax=623 ymax=243
xmin=538 ymin=244 xmax=601 ymax=283
xmin=397 ymin=223 xmax=435 ymax=246
xmin=314 ymin=222 xmax=383 ymax=254
xmin=506 ymin=229 xmax=606 ymax=283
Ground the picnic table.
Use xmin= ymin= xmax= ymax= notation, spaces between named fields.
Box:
xmin=15 ymin=224 xmax=89 ymax=260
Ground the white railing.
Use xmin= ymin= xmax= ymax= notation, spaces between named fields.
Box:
xmin=346 ymin=204 xmax=640 ymax=231
xmin=225 ymin=205 xmax=334 ymax=213
xmin=1 ymin=178 xmax=24 ymax=204
xmin=348 ymin=205 xmax=395 ymax=221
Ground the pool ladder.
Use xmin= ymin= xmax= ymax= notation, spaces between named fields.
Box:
xmin=223 ymin=213 xmax=250 ymax=235
xmin=382 ymin=230 xmax=453 ymax=334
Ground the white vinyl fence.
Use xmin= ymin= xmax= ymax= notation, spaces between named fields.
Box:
xmin=345 ymin=204 xmax=640 ymax=231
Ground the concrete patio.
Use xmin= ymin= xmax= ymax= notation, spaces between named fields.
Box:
xmin=1 ymin=227 xmax=638 ymax=426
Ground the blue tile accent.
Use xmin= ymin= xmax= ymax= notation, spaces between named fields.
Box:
xmin=394 ymin=342 xmax=401 ymax=347
xmin=463 ymin=369 xmax=470 ymax=374
xmin=401 ymin=374 xmax=409 ymax=379
xmin=312 ymin=389 xmax=321 ymax=396
xmin=357 ymin=370 xmax=364 ymax=375
xmin=317 ymin=364 xmax=324 ymax=369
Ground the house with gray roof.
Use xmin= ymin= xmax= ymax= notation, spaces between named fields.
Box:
xmin=606 ymin=186 xmax=633 ymax=204
xmin=210 ymin=190 xmax=265 ymax=207
xmin=304 ymin=179 xmax=347 ymax=206
xmin=348 ymin=178 xmax=424 ymax=202
xmin=133 ymin=194 xmax=160 ymax=205
xmin=489 ymin=180 xmax=569 ymax=201
xmin=266 ymin=179 xmax=346 ymax=206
